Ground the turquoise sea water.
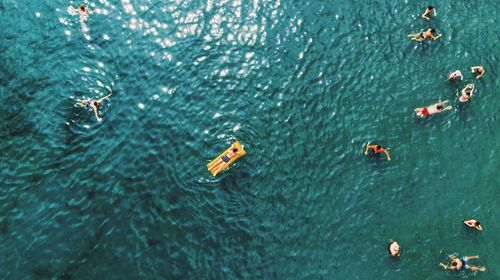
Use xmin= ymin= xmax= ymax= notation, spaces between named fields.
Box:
xmin=0 ymin=0 xmax=498 ymax=279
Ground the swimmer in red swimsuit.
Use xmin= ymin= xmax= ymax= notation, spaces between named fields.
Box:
xmin=415 ymin=100 xmax=451 ymax=118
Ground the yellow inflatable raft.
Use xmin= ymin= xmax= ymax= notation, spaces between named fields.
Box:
xmin=207 ymin=141 xmax=246 ymax=176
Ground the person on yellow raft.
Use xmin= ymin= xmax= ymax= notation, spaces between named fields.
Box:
xmin=365 ymin=144 xmax=391 ymax=161
xmin=208 ymin=144 xmax=243 ymax=176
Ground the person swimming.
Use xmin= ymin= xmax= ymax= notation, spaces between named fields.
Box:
xmin=408 ymin=28 xmax=441 ymax=42
xmin=464 ymin=219 xmax=483 ymax=231
xmin=388 ymin=241 xmax=400 ymax=257
xmin=73 ymin=4 xmax=90 ymax=22
xmin=76 ymin=93 xmax=112 ymax=122
xmin=414 ymin=100 xmax=452 ymax=118
xmin=448 ymin=70 xmax=463 ymax=81
xmin=422 ymin=6 xmax=436 ymax=20
xmin=439 ymin=255 xmax=486 ymax=272
xmin=471 ymin=66 xmax=485 ymax=79
xmin=78 ymin=4 xmax=90 ymax=14
xmin=459 ymin=84 xmax=475 ymax=102
xmin=364 ymin=144 xmax=391 ymax=161
xmin=208 ymin=144 xmax=242 ymax=175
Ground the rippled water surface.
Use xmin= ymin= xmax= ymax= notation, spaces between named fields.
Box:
xmin=0 ymin=0 xmax=499 ymax=279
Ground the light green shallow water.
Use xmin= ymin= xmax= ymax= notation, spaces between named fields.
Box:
xmin=0 ymin=0 xmax=498 ymax=279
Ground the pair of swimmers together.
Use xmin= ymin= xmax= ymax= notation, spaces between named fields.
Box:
xmin=414 ymin=85 xmax=475 ymax=118
xmin=448 ymin=67 xmax=485 ymax=81
xmin=414 ymin=86 xmax=475 ymax=118
xmin=408 ymin=6 xmax=441 ymax=42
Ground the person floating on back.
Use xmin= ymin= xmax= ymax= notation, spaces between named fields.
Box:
xmin=408 ymin=28 xmax=441 ymax=42
xmin=76 ymin=93 xmax=112 ymax=122
xmin=459 ymin=84 xmax=475 ymax=103
xmin=208 ymin=144 xmax=242 ymax=175
xmin=414 ymin=100 xmax=452 ymax=118
xmin=388 ymin=241 xmax=400 ymax=257
xmin=78 ymin=4 xmax=90 ymax=14
xmin=422 ymin=6 xmax=436 ymax=20
xmin=448 ymin=70 xmax=463 ymax=81
xmin=464 ymin=219 xmax=483 ymax=231
xmin=73 ymin=4 xmax=90 ymax=21
xmin=439 ymin=255 xmax=486 ymax=272
xmin=365 ymin=143 xmax=391 ymax=161
xmin=471 ymin=66 xmax=485 ymax=79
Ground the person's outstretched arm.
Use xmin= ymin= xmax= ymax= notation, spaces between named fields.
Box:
xmin=432 ymin=34 xmax=441 ymax=40
xmin=97 ymin=93 xmax=112 ymax=103
xmin=467 ymin=255 xmax=480 ymax=259
xmin=439 ymin=263 xmax=451 ymax=270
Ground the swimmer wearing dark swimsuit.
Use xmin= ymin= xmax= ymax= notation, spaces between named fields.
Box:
xmin=221 ymin=155 xmax=230 ymax=163
xmin=458 ymin=257 xmax=470 ymax=270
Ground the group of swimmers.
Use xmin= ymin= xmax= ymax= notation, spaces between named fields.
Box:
xmin=69 ymin=3 xmax=489 ymax=272
xmin=383 ymin=6 xmax=489 ymax=273
xmin=69 ymin=4 xmax=114 ymax=122
xmin=413 ymin=65 xmax=485 ymax=118
xmin=388 ymin=220 xmax=486 ymax=272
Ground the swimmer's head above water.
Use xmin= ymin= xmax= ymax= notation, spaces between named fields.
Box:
xmin=437 ymin=105 xmax=443 ymax=110
xmin=232 ymin=148 xmax=238 ymax=153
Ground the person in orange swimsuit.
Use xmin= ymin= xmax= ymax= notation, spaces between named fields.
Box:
xmin=364 ymin=143 xmax=391 ymax=161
